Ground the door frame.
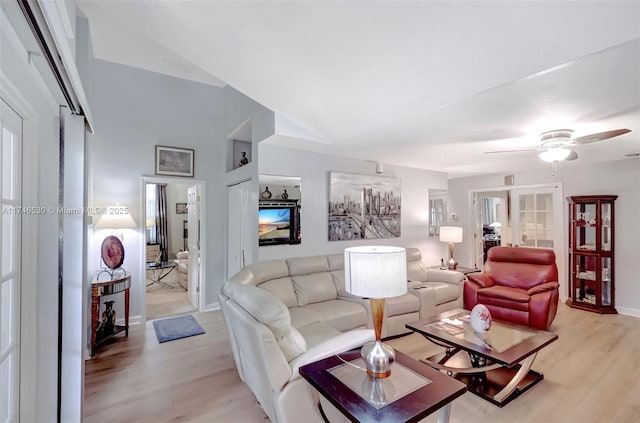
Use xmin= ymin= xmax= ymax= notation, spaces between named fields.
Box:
xmin=468 ymin=183 xmax=567 ymax=300
xmin=140 ymin=176 xmax=206 ymax=320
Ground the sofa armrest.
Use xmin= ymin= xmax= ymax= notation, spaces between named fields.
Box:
xmin=467 ymin=272 xmax=495 ymax=288
xmin=425 ymin=269 xmax=465 ymax=285
xmin=527 ymin=281 xmax=559 ymax=295
xmin=289 ymin=329 xmax=375 ymax=382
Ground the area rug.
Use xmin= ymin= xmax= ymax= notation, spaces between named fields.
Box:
xmin=152 ymin=314 xmax=205 ymax=343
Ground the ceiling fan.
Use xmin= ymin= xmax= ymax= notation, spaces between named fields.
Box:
xmin=485 ymin=128 xmax=631 ymax=163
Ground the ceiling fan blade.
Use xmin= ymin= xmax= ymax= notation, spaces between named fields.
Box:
xmin=572 ymin=128 xmax=631 ymax=145
xmin=565 ymin=150 xmax=579 ymax=161
xmin=484 ymin=148 xmax=539 ymax=154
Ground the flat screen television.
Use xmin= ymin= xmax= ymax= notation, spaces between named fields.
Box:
xmin=259 ymin=207 xmax=295 ymax=246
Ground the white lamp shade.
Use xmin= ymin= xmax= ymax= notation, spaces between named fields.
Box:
xmin=344 ymin=246 xmax=407 ymax=299
xmin=489 ymin=221 xmax=502 ymax=228
xmin=439 ymin=226 xmax=463 ymax=243
xmin=539 ymin=148 xmax=571 ymax=163
xmin=95 ymin=206 xmax=137 ymax=229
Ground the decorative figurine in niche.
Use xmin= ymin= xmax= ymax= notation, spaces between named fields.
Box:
xmin=261 ymin=187 xmax=272 ymax=200
xmin=281 ymin=189 xmax=289 ymax=200
xmin=97 ymin=300 xmax=117 ymax=337
xmin=239 ymin=151 xmax=249 ymax=167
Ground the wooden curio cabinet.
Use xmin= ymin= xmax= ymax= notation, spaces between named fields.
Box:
xmin=566 ymin=195 xmax=617 ymax=313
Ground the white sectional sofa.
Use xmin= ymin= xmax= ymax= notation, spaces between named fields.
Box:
xmin=218 ymin=247 xmax=465 ymax=423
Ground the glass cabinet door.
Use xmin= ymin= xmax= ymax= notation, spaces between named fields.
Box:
xmin=601 ymin=202 xmax=612 ymax=252
xmin=573 ymin=253 xmax=598 ymax=305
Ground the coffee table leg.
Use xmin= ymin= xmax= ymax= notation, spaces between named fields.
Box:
xmin=493 ymin=352 xmax=537 ymax=403
xmin=437 ymin=403 xmax=451 ymax=423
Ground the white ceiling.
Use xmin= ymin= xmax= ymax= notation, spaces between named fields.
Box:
xmin=77 ymin=1 xmax=640 ymax=178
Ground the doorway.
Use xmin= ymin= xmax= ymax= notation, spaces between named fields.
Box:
xmin=142 ymin=177 xmax=205 ymax=320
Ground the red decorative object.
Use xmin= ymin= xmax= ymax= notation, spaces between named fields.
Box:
xmin=101 ymin=235 xmax=124 ymax=269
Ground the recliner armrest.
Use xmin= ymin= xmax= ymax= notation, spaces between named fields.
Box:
xmin=467 ymin=272 xmax=495 ymax=288
xmin=425 ymin=269 xmax=465 ymax=285
xmin=527 ymin=281 xmax=559 ymax=295
xmin=289 ymin=329 xmax=375 ymax=383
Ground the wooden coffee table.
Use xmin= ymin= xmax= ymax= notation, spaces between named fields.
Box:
xmin=406 ymin=309 xmax=558 ymax=407
xmin=299 ymin=348 xmax=466 ymax=423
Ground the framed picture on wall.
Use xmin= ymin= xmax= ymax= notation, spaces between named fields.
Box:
xmin=176 ymin=203 xmax=187 ymax=214
xmin=155 ymin=145 xmax=194 ymax=177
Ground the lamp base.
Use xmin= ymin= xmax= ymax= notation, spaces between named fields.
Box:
xmin=361 ymin=340 xmax=395 ymax=378
xmin=447 ymin=257 xmax=458 ymax=270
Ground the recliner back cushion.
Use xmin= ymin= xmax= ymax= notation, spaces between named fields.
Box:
xmin=250 ymin=260 xmax=290 ymax=284
xmin=407 ymin=260 xmax=428 ymax=282
xmin=485 ymin=247 xmax=558 ymax=290
xmin=292 ymin=273 xmax=338 ymax=306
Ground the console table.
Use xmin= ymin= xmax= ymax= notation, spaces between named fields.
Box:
xmin=300 ymin=348 xmax=466 ymax=422
xmin=90 ymin=273 xmax=131 ymax=356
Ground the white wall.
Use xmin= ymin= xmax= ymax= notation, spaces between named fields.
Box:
xmin=86 ymin=59 xmax=226 ymax=317
xmin=448 ymin=158 xmax=640 ymax=316
xmin=258 ymin=144 xmax=450 ymax=264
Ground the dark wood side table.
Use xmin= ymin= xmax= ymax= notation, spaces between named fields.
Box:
xmin=429 ymin=265 xmax=480 ymax=275
xmin=300 ymin=348 xmax=466 ymax=423
xmin=90 ymin=273 xmax=131 ymax=356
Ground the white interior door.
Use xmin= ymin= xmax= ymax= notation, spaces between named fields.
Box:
xmin=1 ymin=99 xmax=22 ymax=423
xmin=511 ymin=185 xmax=567 ymax=297
xmin=187 ymin=185 xmax=200 ymax=309
xmin=472 ymin=192 xmax=484 ymax=269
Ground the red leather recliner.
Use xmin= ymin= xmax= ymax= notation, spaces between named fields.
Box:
xmin=464 ymin=247 xmax=559 ymax=330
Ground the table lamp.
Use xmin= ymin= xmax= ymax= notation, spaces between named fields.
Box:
xmin=440 ymin=226 xmax=463 ymax=270
xmin=344 ymin=246 xmax=407 ymax=378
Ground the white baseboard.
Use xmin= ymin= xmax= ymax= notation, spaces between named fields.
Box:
xmin=617 ymin=306 xmax=640 ymax=318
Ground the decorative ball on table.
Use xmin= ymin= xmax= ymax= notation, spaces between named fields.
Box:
xmin=470 ymin=304 xmax=492 ymax=333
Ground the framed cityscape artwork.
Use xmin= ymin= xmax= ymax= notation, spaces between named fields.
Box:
xmin=328 ymin=171 xmax=401 ymax=241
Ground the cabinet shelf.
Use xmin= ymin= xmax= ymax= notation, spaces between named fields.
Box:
xmin=566 ymin=195 xmax=617 ymax=314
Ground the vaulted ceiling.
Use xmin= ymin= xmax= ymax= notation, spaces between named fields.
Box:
xmin=78 ymin=1 xmax=640 ymax=178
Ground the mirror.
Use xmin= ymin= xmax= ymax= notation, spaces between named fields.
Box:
xmin=258 ymin=175 xmax=301 ymax=246
xmin=428 ymin=189 xmax=447 ymax=237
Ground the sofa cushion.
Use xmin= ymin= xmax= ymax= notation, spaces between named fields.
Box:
xmin=296 ymin=321 xmax=342 ymax=349
xmin=287 ymin=255 xmax=329 ymax=276
xmin=385 ymin=293 xmax=420 ymax=317
xmin=407 ymin=258 xmax=428 ymax=282
xmin=259 ymin=277 xmax=298 ymax=308
xmin=251 ymin=260 xmax=290 ymax=284
xmin=304 ymin=299 xmax=368 ymax=332
xmin=478 ymin=286 xmax=530 ymax=312
xmin=292 ymin=273 xmax=338 ymax=306
xmin=176 ymin=251 xmax=189 ymax=260
xmin=330 ymin=270 xmax=347 ymax=294
xmin=231 ymin=284 xmax=307 ymax=362
xmin=289 ymin=307 xmax=324 ymax=329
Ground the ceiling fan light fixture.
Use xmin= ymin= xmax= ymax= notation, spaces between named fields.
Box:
xmin=539 ymin=147 xmax=571 ymax=163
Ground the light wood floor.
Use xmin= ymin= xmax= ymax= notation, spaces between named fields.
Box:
xmin=146 ymin=270 xmax=196 ymax=320
xmin=84 ymin=304 xmax=640 ymax=423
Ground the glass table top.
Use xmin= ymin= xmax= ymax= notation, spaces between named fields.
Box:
xmin=423 ymin=311 xmax=537 ymax=353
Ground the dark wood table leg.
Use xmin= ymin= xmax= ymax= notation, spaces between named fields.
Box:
xmin=124 ymin=287 xmax=130 ymax=337
xmin=91 ymin=286 xmax=99 ymax=356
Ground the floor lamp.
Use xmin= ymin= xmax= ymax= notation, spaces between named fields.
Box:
xmin=344 ymin=246 xmax=407 ymax=378
xmin=440 ymin=226 xmax=463 ymax=270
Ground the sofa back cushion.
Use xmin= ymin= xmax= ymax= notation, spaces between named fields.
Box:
xmin=231 ymin=284 xmax=307 ymax=362
xmin=258 ymin=277 xmax=298 ymax=308
xmin=292 ymin=273 xmax=338 ymax=306
xmin=287 ymin=255 xmax=329 ymax=275
xmin=485 ymin=247 xmax=558 ymax=290
xmin=406 ymin=247 xmax=428 ymax=281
